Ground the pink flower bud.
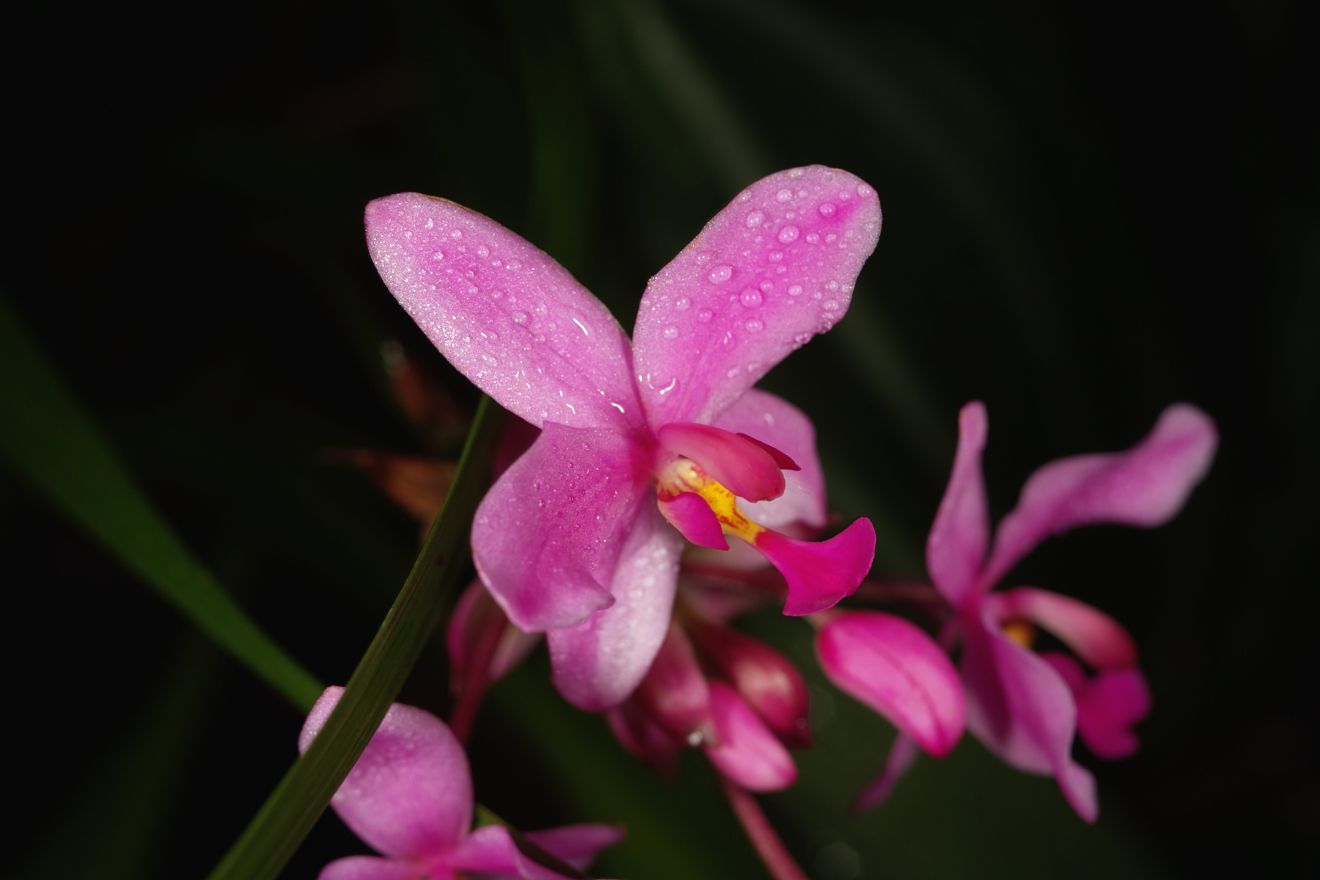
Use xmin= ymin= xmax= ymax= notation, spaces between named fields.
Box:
xmin=691 ymin=619 xmax=812 ymax=747
xmin=633 ymin=624 xmax=716 ymax=746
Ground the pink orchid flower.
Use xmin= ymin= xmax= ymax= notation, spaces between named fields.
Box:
xmin=926 ymin=401 xmax=1217 ymax=821
xmin=366 ymin=166 xmax=881 ymax=711
xmin=301 ymin=687 xmax=621 ymax=880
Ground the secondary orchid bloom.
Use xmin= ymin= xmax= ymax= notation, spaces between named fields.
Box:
xmin=301 ymin=687 xmax=621 ymax=880
xmin=927 ymin=402 xmax=1217 ymax=821
xmin=366 ymin=165 xmax=881 ymax=710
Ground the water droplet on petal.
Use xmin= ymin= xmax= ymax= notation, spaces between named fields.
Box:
xmin=450 ymin=229 xmax=463 ymax=240
xmin=776 ymin=188 xmax=793 ymax=203
xmin=739 ymin=287 xmax=763 ymax=308
xmin=818 ymin=202 xmax=836 ymax=217
xmin=857 ymin=183 xmax=873 ymax=197
xmin=663 ymin=325 xmax=679 ymax=339
xmin=745 ymin=318 xmax=764 ymax=333
xmin=788 ymin=167 xmax=805 ymax=179
xmin=778 ymin=225 xmax=800 ymax=244
xmin=768 ymin=251 xmax=784 ymax=263
xmin=708 ymin=264 xmax=733 ymax=284
xmin=745 ymin=210 xmax=764 ymax=228
xmin=826 ymin=280 xmax=840 ymax=291
xmin=476 ymin=245 xmax=490 ymax=258
xmin=675 ymin=296 xmax=691 ymax=311
xmin=823 ymin=300 xmax=840 ymax=312
xmin=788 ymin=284 xmax=803 ymax=297
xmin=424 ymin=218 xmax=435 ymax=230
xmin=431 ymin=250 xmax=445 ymax=261
xmin=697 ymin=308 xmax=714 ymax=323
xmin=506 ymin=259 xmax=521 ymax=270
xmin=721 ymin=331 xmax=736 ymax=348
xmin=795 ymin=331 xmax=812 ymax=344
xmin=512 ymin=310 xmax=529 ymax=325
xmin=726 ymin=367 xmax=740 ymax=379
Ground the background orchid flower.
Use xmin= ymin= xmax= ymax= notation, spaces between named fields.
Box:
xmin=926 ymin=401 xmax=1217 ymax=821
xmin=300 ymin=687 xmax=621 ymax=880
xmin=366 ymin=165 xmax=881 ymax=711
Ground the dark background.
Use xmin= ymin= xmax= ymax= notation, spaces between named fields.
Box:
xmin=3 ymin=1 xmax=1315 ymax=877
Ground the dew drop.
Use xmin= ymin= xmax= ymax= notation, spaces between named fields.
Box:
xmin=697 ymin=308 xmax=714 ymax=323
xmin=826 ymin=280 xmax=840 ymax=291
xmin=745 ymin=210 xmax=764 ymax=228
xmin=818 ymin=202 xmax=836 ymax=217
xmin=794 ymin=331 xmax=812 ymax=344
xmin=708 ymin=264 xmax=733 ymax=284
xmin=788 ymin=167 xmax=805 ymax=179
xmin=806 ymin=232 xmax=820 ymax=244
xmin=823 ymin=299 xmax=840 ymax=312
xmin=450 ymin=229 xmax=463 ymax=240
xmin=476 ymin=244 xmax=490 ymax=258
xmin=857 ymin=183 xmax=873 ymax=197
xmin=778 ymin=225 xmax=800 ymax=244
xmin=431 ymin=250 xmax=445 ymax=261
xmin=776 ymin=188 xmax=793 ymax=202
xmin=663 ymin=325 xmax=679 ymax=339
xmin=511 ymin=310 xmax=529 ymax=325
xmin=675 ymin=296 xmax=691 ymax=311
xmin=739 ymin=287 xmax=763 ymax=308
xmin=788 ymin=284 xmax=803 ymax=297
xmin=759 ymin=280 xmax=773 ymax=292
xmin=721 ymin=331 xmax=736 ymax=348
xmin=506 ymin=259 xmax=521 ymax=270
xmin=768 ymin=251 xmax=784 ymax=263
xmin=745 ymin=318 xmax=764 ymax=333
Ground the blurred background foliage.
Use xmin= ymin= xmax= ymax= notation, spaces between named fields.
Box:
xmin=2 ymin=0 xmax=1316 ymax=876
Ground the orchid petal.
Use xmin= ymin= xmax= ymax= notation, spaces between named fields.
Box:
xmin=993 ymin=587 xmax=1138 ymax=669
xmin=961 ymin=617 xmax=1098 ymax=822
xmin=657 ymin=422 xmax=787 ymax=501
xmin=607 ymin=699 xmax=683 ymax=775
xmin=446 ymin=581 xmax=540 ymax=694
xmin=525 ymin=824 xmax=626 ymax=870
xmin=816 ymin=611 xmax=965 ymax=756
xmin=451 ymin=825 xmax=609 ymax=880
xmin=472 ymin=423 xmax=651 ymax=631
xmin=705 ymin=681 xmax=798 ymax=792
xmin=853 ymin=734 xmax=920 ymax=813
xmin=927 ymin=402 xmax=990 ymax=607
xmin=547 ymin=504 xmax=684 ymax=709
xmin=982 ymin=404 xmax=1218 ymax=586
xmin=318 ymin=856 xmax=430 ymax=880
xmin=299 ymin=687 xmax=472 ymax=858
xmin=714 ymin=389 xmax=827 ymax=529
xmin=632 ymin=166 xmax=882 ymax=425
xmin=634 ymin=624 xmax=715 ymax=743
xmin=690 ymin=619 xmax=812 ymax=747
xmin=657 ymin=492 xmax=728 ymax=550
xmin=365 ymin=193 xmax=642 ymax=431
xmin=755 ymin=518 xmax=876 ymax=615
xmin=1043 ymin=653 xmax=1151 ymax=760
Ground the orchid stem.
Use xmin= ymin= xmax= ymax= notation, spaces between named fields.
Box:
xmin=719 ymin=777 xmax=809 ymax=880
xmin=449 ymin=609 xmax=506 ymax=745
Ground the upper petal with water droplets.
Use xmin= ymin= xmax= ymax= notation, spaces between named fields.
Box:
xmin=366 ymin=193 xmax=642 ymax=431
xmin=927 ymin=402 xmax=990 ymax=608
xmin=632 ymin=166 xmax=882 ymax=426
xmin=299 ymin=687 xmax=472 ymax=859
xmin=714 ymin=389 xmax=827 ymax=530
xmin=472 ymin=424 xmax=651 ymax=632
xmin=982 ymin=404 xmax=1217 ymax=586
xmin=547 ymin=504 xmax=684 ymax=710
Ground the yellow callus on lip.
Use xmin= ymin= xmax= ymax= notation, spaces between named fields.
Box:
xmin=1001 ymin=619 xmax=1036 ymax=649
xmin=658 ymin=459 xmax=765 ymax=544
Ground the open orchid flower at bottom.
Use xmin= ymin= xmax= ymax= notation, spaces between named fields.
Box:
xmin=915 ymin=401 xmax=1217 ymax=821
xmin=301 ymin=687 xmax=621 ymax=880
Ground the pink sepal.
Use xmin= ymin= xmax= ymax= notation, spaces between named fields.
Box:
xmin=318 ymin=856 xmax=436 ymax=880
xmin=756 ymin=518 xmax=876 ymax=615
xmin=816 ymin=611 xmax=965 ymax=756
xmin=704 ymin=681 xmax=798 ymax=792
xmin=926 ymin=401 xmax=989 ymax=608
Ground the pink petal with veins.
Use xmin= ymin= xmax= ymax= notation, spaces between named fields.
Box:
xmin=961 ymin=617 xmax=1098 ymax=822
xmin=632 ymin=166 xmax=882 ymax=426
xmin=472 ymin=424 xmax=651 ymax=632
xmin=714 ymin=389 xmax=827 ymax=530
xmin=657 ymin=422 xmax=787 ymax=502
xmin=300 ymin=687 xmax=472 ymax=859
xmin=982 ymin=404 xmax=1217 ymax=586
xmin=365 ymin=193 xmax=642 ymax=432
xmin=547 ymin=504 xmax=684 ymax=710
xmin=927 ymin=401 xmax=990 ymax=608
xmin=705 ymin=681 xmax=798 ymax=792
xmin=993 ymin=587 xmax=1138 ymax=669
xmin=756 ymin=518 xmax=876 ymax=615
xmin=657 ymin=492 xmax=729 ymax=550
xmin=816 ymin=611 xmax=965 ymax=756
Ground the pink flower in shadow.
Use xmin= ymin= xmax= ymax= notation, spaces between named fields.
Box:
xmin=366 ymin=166 xmax=881 ymax=711
xmin=924 ymin=402 xmax=1217 ymax=821
xmin=301 ymin=687 xmax=620 ymax=879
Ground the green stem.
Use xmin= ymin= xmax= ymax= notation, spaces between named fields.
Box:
xmin=207 ymin=397 xmax=503 ymax=880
